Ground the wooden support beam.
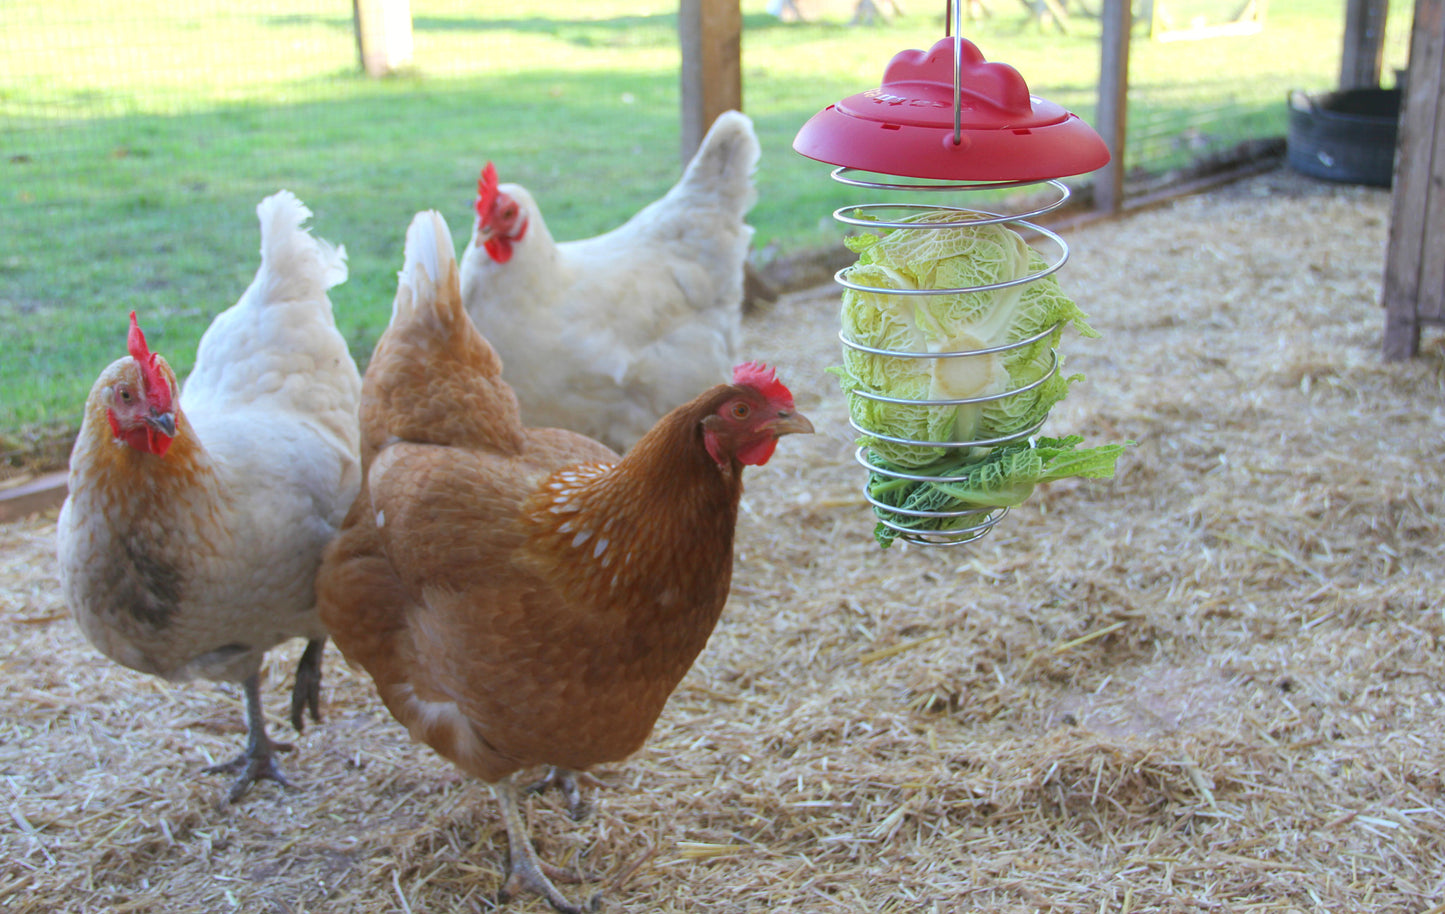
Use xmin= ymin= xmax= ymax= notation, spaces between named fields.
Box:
xmin=353 ymin=0 xmax=414 ymax=77
xmin=1093 ymin=0 xmax=1131 ymax=215
xmin=1341 ymin=0 xmax=1391 ymax=89
xmin=1383 ymin=0 xmax=1445 ymax=359
xmin=679 ymin=0 xmax=743 ymax=165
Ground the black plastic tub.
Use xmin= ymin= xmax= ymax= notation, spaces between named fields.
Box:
xmin=1286 ymin=87 xmax=1401 ymax=187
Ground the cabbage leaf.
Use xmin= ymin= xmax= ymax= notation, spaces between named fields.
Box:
xmin=865 ymin=436 xmax=1129 ymax=547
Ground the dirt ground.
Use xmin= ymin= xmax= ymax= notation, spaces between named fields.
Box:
xmin=3 ymin=167 xmax=1443 ymax=913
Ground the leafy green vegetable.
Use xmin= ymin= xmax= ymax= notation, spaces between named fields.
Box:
xmin=836 ymin=210 xmax=1098 ymax=468
xmin=832 ymin=211 xmax=1130 ymax=547
xmin=864 ymin=436 xmax=1131 ymax=547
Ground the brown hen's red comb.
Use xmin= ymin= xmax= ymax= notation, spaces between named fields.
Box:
xmin=733 ymin=361 xmax=793 ymax=406
xmin=127 ymin=312 xmax=173 ymax=410
xmin=127 ymin=310 xmax=150 ymax=363
xmin=475 ymin=161 xmax=499 ymax=220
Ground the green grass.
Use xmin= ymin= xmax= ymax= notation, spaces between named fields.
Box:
xmin=0 ymin=0 xmax=1414 ymax=446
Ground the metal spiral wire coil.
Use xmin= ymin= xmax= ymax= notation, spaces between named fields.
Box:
xmin=833 ymin=170 xmax=1074 ymax=546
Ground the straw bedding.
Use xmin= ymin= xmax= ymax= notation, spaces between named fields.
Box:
xmin=3 ymin=167 xmax=1442 ymax=912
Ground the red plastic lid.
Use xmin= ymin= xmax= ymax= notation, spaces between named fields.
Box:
xmin=793 ymin=37 xmax=1110 ymax=182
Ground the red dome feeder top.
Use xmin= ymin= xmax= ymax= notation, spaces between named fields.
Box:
xmin=793 ymin=37 xmax=1109 ymax=182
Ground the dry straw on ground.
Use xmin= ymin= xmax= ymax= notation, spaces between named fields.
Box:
xmin=3 ymin=168 xmax=1443 ymax=912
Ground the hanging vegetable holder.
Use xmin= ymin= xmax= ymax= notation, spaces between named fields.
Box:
xmin=794 ymin=7 xmax=1127 ymax=548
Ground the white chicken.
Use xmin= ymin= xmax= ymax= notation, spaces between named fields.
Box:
xmin=460 ymin=110 xmax=761 ymax=453
xmin=55 ymin=191 xmax=362 ymax=802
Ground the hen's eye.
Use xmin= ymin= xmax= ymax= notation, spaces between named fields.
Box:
xmin=731 ymin=402 xmax=750 ymax=420
xmin=118 ymin=388 xmax=132 ymax=402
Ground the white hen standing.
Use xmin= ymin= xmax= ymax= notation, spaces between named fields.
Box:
xmin=56 ymin=191 xmax=362 ymax=802
xmin=461 ymin=110 xmax=761 ymax=453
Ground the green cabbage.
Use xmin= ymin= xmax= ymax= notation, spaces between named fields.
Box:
xmin=835 ymin=210 xmax=1098 ymax=467
xmin=831 ymin=211 xmax=1129 ymax=547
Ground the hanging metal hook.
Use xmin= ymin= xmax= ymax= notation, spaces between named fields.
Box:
xmin=951 ymin=0 xmax=964 ymax=146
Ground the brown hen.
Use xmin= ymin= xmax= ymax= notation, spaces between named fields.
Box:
xmin=317 ymin=209 xmax=811 ymax=912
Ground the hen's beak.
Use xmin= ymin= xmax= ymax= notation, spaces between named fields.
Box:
xmin=769 ymin=409 xmax=814 ymax=437
xmin=145 ymin=410 xmax=176 ymax=438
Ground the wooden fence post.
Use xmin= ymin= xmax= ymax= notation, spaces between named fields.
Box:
xmin=1093 ymin=0 xmax=1131 ymax=215
xmin=354 ymin=0 xmax=414 ymax=77
xmin=1340 ymin=0 xmax=1391 ymax=89
xmin=1382 ymin=0 xmax=1445 ymax=359
xmin=679 ymin=0 xmax=743 ymax=164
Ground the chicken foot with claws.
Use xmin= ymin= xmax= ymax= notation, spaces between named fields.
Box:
xmin=493 ymin=774 xmax=599 ymax=914
xmin=290 ymin=637 xmax=327 ymax=732
xmin=524 ymin=767 xmax=601 ymax=821
xmin=204 ymin=673 xmax=296 ymax=803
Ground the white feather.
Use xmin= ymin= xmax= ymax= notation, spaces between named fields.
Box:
xmin=394 ymin=209 xmax=457 ymax=329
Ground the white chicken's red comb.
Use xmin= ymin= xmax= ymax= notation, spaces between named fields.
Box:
xmin=732 ymin=361 xmax=792 ymax=405
xmin=475 ymin=161 xmax=499 ymax=220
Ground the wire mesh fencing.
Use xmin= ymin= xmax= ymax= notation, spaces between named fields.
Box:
xmin=0 ymin=0 xmax=1415 ymax=448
